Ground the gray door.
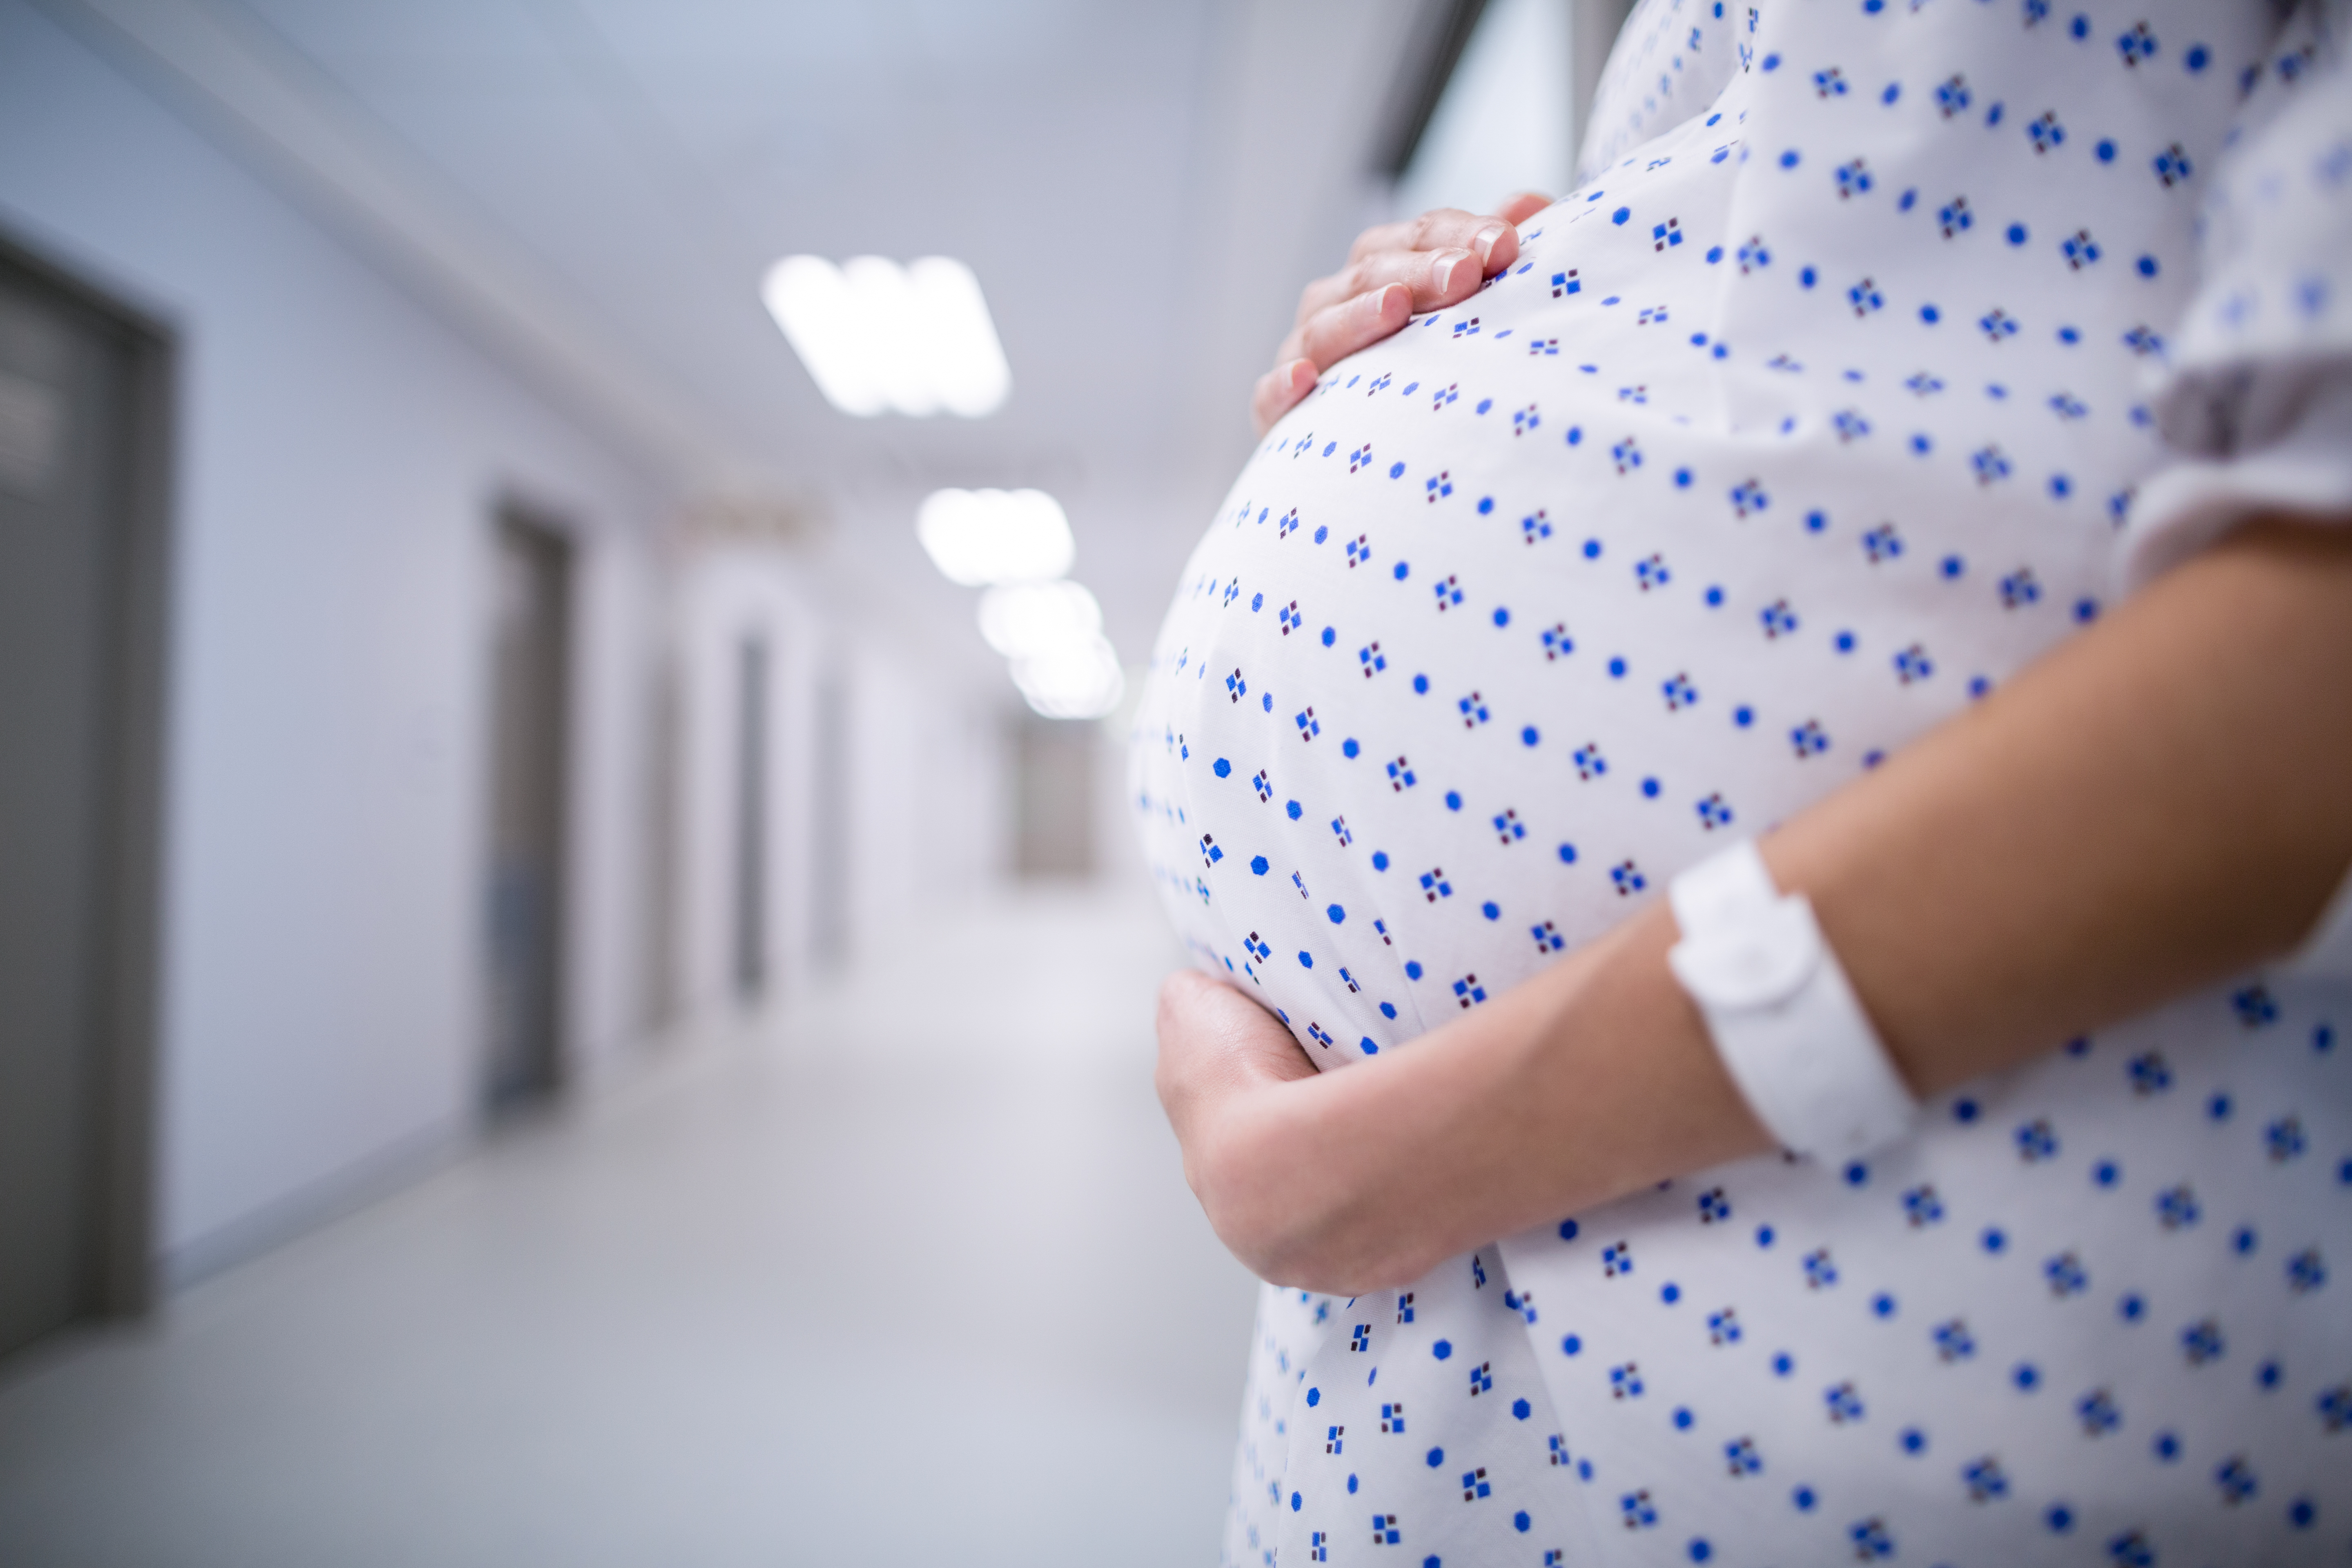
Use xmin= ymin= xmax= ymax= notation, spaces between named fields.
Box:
xmin=1011 ymin=714 xmax=1096 ymax=879
xmin=733 ymin=634 xmax=768 ymax=1001
xmin=0 ymin=256 xmax=144 ymax=1356
xmin=808 ymin=665 xmax=847 ymax=971
xmin=483 ymin=510 xmax=570 ymax=1112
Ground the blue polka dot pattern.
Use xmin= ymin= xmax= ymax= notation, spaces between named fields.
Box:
xmin=1161 ymin=2 xmax=2352 ymax=1564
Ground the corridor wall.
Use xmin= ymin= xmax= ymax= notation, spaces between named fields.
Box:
xmin=663 ymin=546 xmax=1005 ymax=1025
xmin=0 ymin=0 xmax=664 ymax=1285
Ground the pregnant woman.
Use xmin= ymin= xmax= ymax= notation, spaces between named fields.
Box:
xmin=1132 ymin=0 xmax=2352 ymax=1563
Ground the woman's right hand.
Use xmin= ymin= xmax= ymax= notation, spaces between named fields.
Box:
xmin=1252 ymin=191 xmax=1555 ymax=436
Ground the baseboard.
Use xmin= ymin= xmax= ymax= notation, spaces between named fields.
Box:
xmin=157 ymin=1116 xmax=474 ymax=1294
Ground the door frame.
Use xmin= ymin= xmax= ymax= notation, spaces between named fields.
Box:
xmin=0 ymin=227 xmax=175 ymax=1319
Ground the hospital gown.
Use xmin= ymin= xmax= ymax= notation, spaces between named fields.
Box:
xmin=1128 ymin=0 xmax=2352 ymax=1561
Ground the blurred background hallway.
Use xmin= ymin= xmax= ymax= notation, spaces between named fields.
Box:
xmin=0 ymin=886 xmax=1260 ymax=1565
xmin=0 ymin=0 xmax=1611 ymax=1559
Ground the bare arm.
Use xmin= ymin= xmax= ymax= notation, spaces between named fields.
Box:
xmin=1157 ymin=518 xmax=2352 ymax=1294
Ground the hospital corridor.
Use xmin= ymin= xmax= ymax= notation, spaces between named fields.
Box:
xmin=0 ymin=888 xmax=1254 ymax=1566
xmin=0 ymin=0 xmax=1589 ymax=1558
xmin=12 ymin=0 xmax=2345 ymax=1561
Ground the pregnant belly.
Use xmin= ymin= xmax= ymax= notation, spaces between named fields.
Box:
xmin=1129 ymin=100 xmax=2167 ymax=1062
xmin=1129 ymin=354 xmax=2125 ymax=1070
xmin=1129 ymin=459 xmax=1823 ymax=1061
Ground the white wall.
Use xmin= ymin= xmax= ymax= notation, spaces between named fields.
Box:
xmin=840 ymin=651 xmax=1005 ymax=947
xmin=0 ymin=0 xmax=666 ymax=1281
xmin=0 ymin=0 xmax=1051 ymax=1293
xmin=665 ymin=546 xmax=1004 ymax=1027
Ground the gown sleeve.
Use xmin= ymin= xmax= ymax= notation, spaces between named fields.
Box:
xmin=2120 ymin=0 xmax=2352 ymax=587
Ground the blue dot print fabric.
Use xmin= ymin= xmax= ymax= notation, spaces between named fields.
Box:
xmin=1129 ymin=0 xmax=2352 ymax=1563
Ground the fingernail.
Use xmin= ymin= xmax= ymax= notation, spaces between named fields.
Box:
xmin=1433 ymin=249 xmax=1471 ymax=292
xmin=1473 ymin=223 xmax=1506 ymax=263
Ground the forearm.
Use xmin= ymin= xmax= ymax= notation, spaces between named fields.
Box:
xmin=1197 ymin=907 xmax=1742 ymax=1290
xmin=1206 ymin=519 xmax=2352 ymax=1293
xmin=1780 ymin=519 xmax=2352 ymax=1090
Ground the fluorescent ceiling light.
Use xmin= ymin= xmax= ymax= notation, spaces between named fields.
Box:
xmin=976 ymin=580 xmax=1102 ymax=659
xmin=760 ymin=255 xmax=1011 ymax=417
xmin=915 ymin=488 xmax=1073 ymax=586
xmin=1011 ymin=635 xmax=1125 ymax=720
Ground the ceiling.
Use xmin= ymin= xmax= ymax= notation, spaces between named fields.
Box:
xmin=206 ymin=0 xmax=1443 ymax=672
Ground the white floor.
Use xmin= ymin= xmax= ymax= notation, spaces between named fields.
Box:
xmin=0 ymin=888 xmax=1260 ymax=1568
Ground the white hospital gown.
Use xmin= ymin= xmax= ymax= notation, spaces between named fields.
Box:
xmin=1128 ymin=0 xmax=2352 ymax=1563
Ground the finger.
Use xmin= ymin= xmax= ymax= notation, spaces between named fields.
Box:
xmin=1457 ymin=193 xmax=1551 ymax=280
xmin=1290 ymin=282 xmax=1414 ymax=375
xmin=1301 ymin=237 xmax=1501 ymax=328
xmin=1473 ymin=192 xmax=1553 ymax=279
xmin=1251 ymin=357 xmax=1319 ymax=437
xmin=1163 ymin=971 xmax=1319 ymax=1082
xmin=1155 ymin=969 xmax=1227 ymax=1045
xmin=1293 ymin=241 xmax=1477 ymax=323
xmin=1493 ymin=189 xmax=1554 ymax=226
xmin=1345 ymin=207 xmax=1503 ymax=265
xmin=1159 ymin=968 xmax=1273 ymax=1045
xmin=1316 ymin=210 xmax=1521 ymax=319
xmin=1154 ymin=969 xmax=1310 ymax=1118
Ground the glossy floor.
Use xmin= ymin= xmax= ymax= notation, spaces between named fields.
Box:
xmin=0 ymin=888 xmax=1257 ymax=1567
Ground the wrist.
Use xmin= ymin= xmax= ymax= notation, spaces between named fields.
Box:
xmin=1523 ymin=909 xmax=1773 ymax=1196
xmin=1667 ymin=839 xmax=1920 ymax=1161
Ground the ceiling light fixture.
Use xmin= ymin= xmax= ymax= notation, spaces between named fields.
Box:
xmin=1010 ymin=635 xmax=1125 ymax=721
xmin=915 ymin=488 xmax=1118 ymax=719
xmin=761 ymin=255 xmax=1011 ymax=417
xmin=915 ymin=488 xmax=1073 ymax=586
xmin=976 ymin=579 xmax=1103 ymax=659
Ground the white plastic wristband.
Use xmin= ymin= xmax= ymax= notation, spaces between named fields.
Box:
xmin=1666 ymin=841 xmax=1918 ymax=1162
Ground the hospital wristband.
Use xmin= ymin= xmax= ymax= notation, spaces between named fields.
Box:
xmin=1664 ymin=840 xmax=1918 ymax=1161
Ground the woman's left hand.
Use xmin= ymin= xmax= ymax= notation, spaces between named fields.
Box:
xmin=1153 ymin=905 xmax=1751 ymax=1294
xmin=1251 ymin=192 xmax=1554 ymax=437
xmin=1154 ymin=971 xmax=1320 ymax=1269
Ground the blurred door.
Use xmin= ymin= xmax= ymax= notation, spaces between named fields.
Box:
xmin=808 ymin=666 xmax=849 ymax=970
xmin=0 ymin=247 xmax=160 ymax=1356
xmin=1011 ymin=716 xmax=1096 ymax=879
xmin=733 ymin=634 xmax=768 ymax=1000
xmin=641 ymin=646 xmax=682 ymax=1030
xmin=484 ymin=510 xmax=571 ymax=1112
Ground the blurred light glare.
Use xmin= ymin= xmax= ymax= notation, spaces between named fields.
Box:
xmin=906 ymin=258 xmax=1013 ymax=416
xmin=916 ymin=488 xmax=1074 ymax=586
xmin=1011 ymin=634 xmax=1125 ymax=720
xmin=760 ymin=254 xmax=1011 ymax=417
xmin=977 ymin=579 xmax=1102 ymax=659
